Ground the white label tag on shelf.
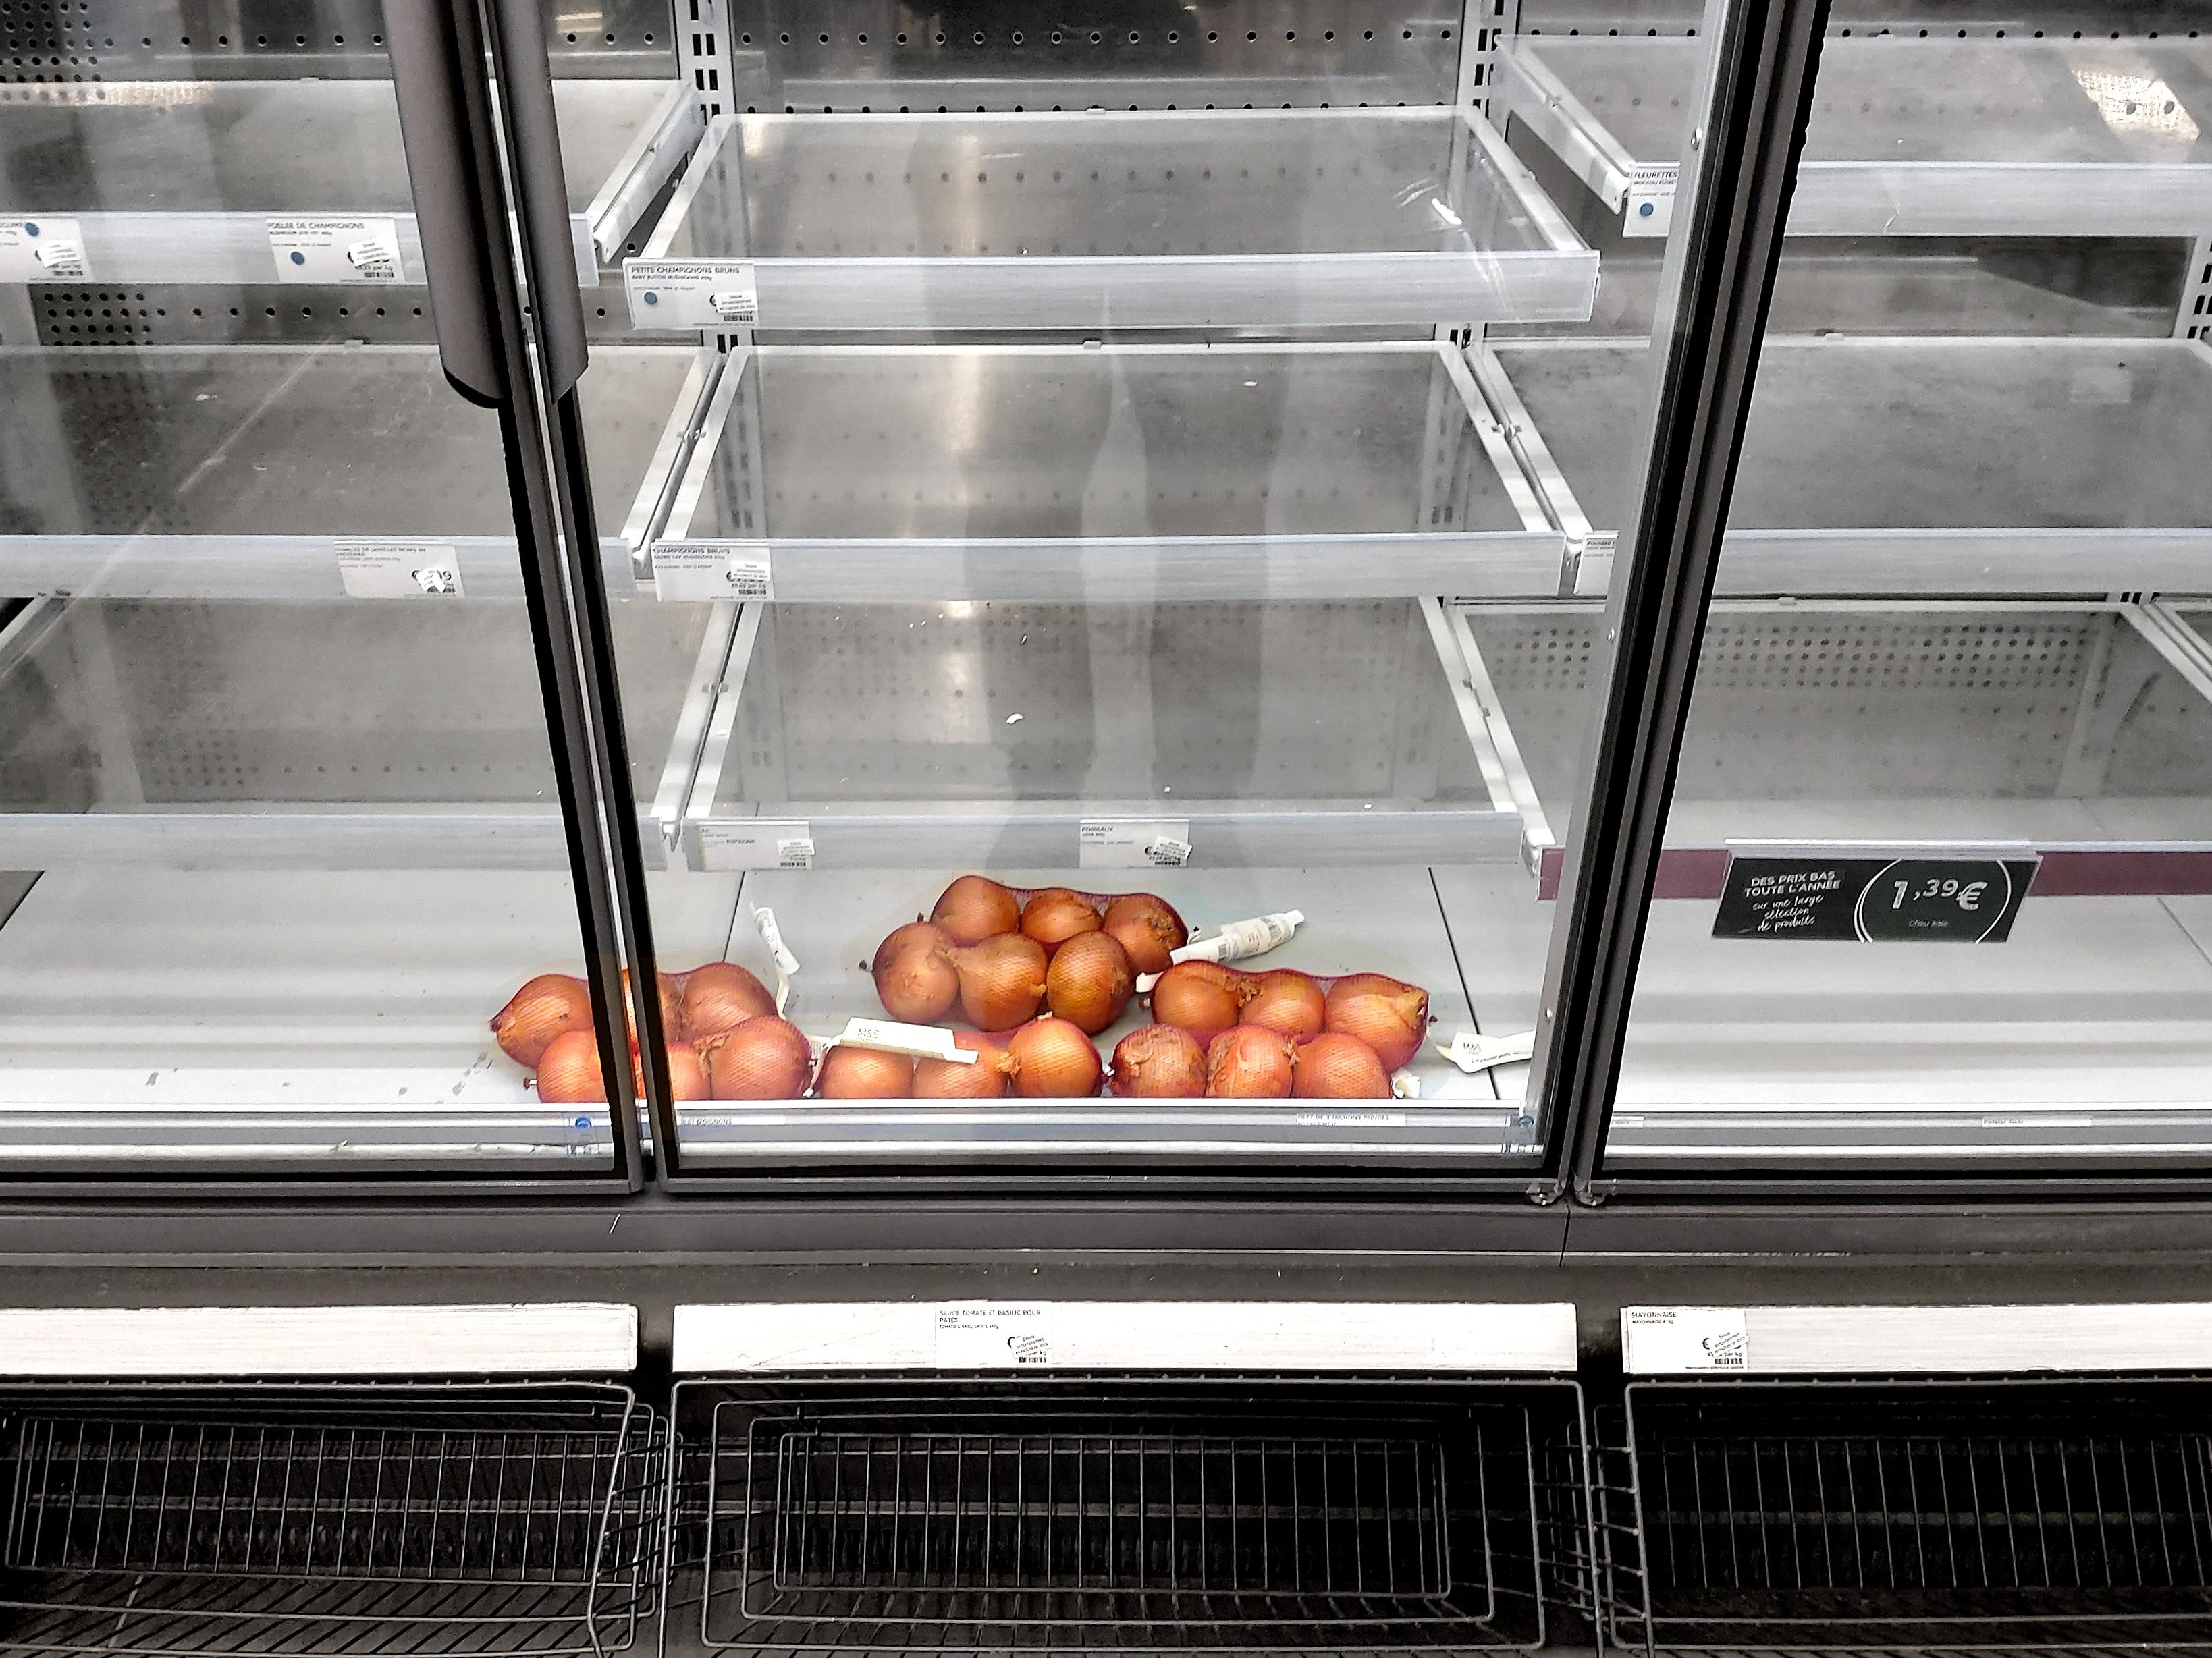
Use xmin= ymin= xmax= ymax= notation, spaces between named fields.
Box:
xmin=697 ymin=819 xmax=814 ymax=871
xmin=751 ymin=906 xmax=799 ymax=1013
xmin=1624 ymin=1307 xmax=1750 ymax=1373
xmin=1293 ymin=1111 xmax=1407 ymax=1128
xmin=335 ymin=541 xmax=463 ymax=597
xmin=1571 ymin=530 xmax=1619 ymax=595
xmin=1624 ymin=164 xmax=1679 ymax=236
xmin=1079 ymin=818 xmax=1192 ymax=869
xmin=835 ymin=1018 xmax=973 ymax=1063
xmin=626 ymin=259 xmax=757 ymax=327
xmin=935 ymin=1304 xmax=1054 ymax=1368
xmin=269 ymin=217 xmax=404 ymax=283
xmin=650 ymin=541 xmax=772 ymax=601
xmin=0 ymin=218 xmax=88 ymax=281
xmin=1437 ymin=1030 xmax=1538 ymax=1074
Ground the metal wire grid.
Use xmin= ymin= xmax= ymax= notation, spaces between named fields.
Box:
xmin=666 ymin=1380 xmax=1590 ymax=1657
xmin=1604 ymin=1380 xmax=2212 ymax=1657
xmin=0 ymin=1384 xmax=667 ymax=1658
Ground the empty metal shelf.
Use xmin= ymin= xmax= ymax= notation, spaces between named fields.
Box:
xmin=625 ymin=107 xmax=1596 ymax=330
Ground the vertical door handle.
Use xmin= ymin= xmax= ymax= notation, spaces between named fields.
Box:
xmin=490 ymin=0 xmax=592 ymax=397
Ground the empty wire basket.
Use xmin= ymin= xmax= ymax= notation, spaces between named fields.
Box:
xmin=663 ymin=1379 xmax=1594 ymax=1655
xmin=0 ymin=1382 xmax=665 ymax=1657
xmin=1605 ymin=1377 xmax=2212 ymax=1655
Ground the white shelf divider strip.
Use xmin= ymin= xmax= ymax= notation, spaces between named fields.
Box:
xmin=0 ymin=1303 xmax=638 ymax=1377
xmin=676 ymin=1300 xmax=1577 ymax=1373
xmin=1624 ymin=1302 xmax=2212 ymax=1376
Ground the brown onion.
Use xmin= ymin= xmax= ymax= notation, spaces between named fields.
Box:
xmin=1206 ymin=1026 xmax=1297 ymax=1098
xmin=1242 ymin=970 xmax=1327 ymax=1040
xmin=815 ymin=1045 xmax=915 ymax=1099
xmin=931 ymin=875 xmax=1023 ymax=946
xmin=1100 ymin=892 xmax=1187 ymax=976
xmin=1020 ymin=887 xmax=1103 ymax=956
xmin=951 ymin=932 xmax=1050 ymax=1031
xmin=491 ymin=974 xmax=593 ymax=1068
xmin=1008 ymin=1017 xmax=1103 ymax=1098
xmin=622 ymin=968 xmax=684 ymax=1051
xmin=680 ymin=961 xmax=778 ymax=1041
xmin=913 ymin=1030 xmax=1013 ymax=1099
xmin=873 ymin=920 xmax=961 ymax=1023
xmin=1148 ymin=960 xmax=1258 ymax=1049
xmin=533 ymin=1028 xmax=605 ymax=1103
xmin=699 ymin=1015 xmax=814 ymax=1101
xmin=662 ymin=1041 xmax=711 ymax=1102
xmin=1292 ymin=1032 xmax=1393 ymax=1099
xmin=1322 ymin=973 xmax=1430 ymax=1072
xmin=1109 ymin=1024 xmax=1207 ymax=1098
xmin=1044 ymin=931 xmax=1135 ymax=1034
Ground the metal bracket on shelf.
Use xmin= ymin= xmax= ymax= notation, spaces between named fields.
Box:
xmin=1463 ymin=343 xmax=1598 ymax=598
xmin=2178 ymin=233 xmax=2212 ymax=344
xmin=1447 ymin=603 xmax=1557 ymax=870
xmin=651 ymin=602 xmax=746 ymax=856
xmin=624 ymin=346 xmax=727 ymax=578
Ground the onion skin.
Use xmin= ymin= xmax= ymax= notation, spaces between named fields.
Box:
xmin=491 ymin=974 xmax=594 ymax=1068
xmin=913 ymin=1030 xmax=1013 ymax=1099
xmin=1291 ymin=1032 xmax=1393 ymax=1099
xmin=951 ymin=933 xmax=1050 ymax=1032
xmin=1020 ymin=887 xmax=1103 ymax=956
xmin=1109 ymin=1024 xmax=1207 ymax=1098
xmin=1044 ymin=931 xmax=1135 ymax=1034
xmin=1206 ymin=1026 xmax=1297 ymax=1098
xmin=873 ymin=921 xmax=961 ymax=1023
xmin=1100 ymin=893 xmax=1187 ymax=976
xmin=620 ymin=969 xmax=684 ymax=1051
xmin=1148 ymin=960 xmax=1258 ymax=1049
xmin=662 ymin=1041 xmax=711 ymax=1102
xmin=1007 ymin=1018 xmax=1103 ymax=1098
xmin=931 ymin=875 xmax=1023 ymax=946
xmin=699 ymin=1016 xmax=815 ymax=1101
xmin=1322 ymin=974 xmax=1430 ymax=1072
xmin=680 ymin=962 xmax=778 ymax=1041
xmin=816 ymin=1046 xmax=916 ymax=1099
xmin=533 ymin=1028 xmax=606 ymax=1103
xmin=1242 ymin=970 xmax=1327 ymax=1040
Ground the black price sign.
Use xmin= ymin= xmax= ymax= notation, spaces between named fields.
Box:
xmin=1713 ymin=852 xmax=2039 ymax=943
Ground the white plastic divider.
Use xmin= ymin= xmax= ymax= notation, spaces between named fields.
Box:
xmin=1623 ymin=1302 xmax=2212 ymax=1377
xmin=676 ymin=1301 xmax=1578 ymax=1373
xmin=0 ymin=1303 xmax=639 ymax=1377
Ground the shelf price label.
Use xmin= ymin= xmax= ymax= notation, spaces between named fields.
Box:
xmin=650 ymin=541 xmax=771 ymax=602
xmin=935 ymin=1304 xmax=1054 ymax=1368
xmin=1624 ymin=165 xmax=1679 ymax=236
xmin=269 ymin=217 xmax=404 ymax=284
xmin=1713 ymin=846 xmax=2040 ymax=943
xmin=335 ymin=541 xmax=464 ymax=597
xmin=1079 ymin=818 xmax=1192 ymax=869
xmin=0 ymin=218 xmax=88 ymax=281
xmin=697 ymin=819 xmax=815 ymax=871
xmin=1624 ymin=1307 xmax=1750 ymax=1373
xmin=626 ymin=259 xmax=757 ymax=328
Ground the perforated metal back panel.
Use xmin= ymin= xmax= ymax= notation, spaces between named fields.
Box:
xmin=1517 ymin=1 xmax=2210 ymax=35
xmin=1465 ymin=605 xmax=2212 ymax=812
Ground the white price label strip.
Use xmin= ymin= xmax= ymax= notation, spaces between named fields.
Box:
xmin=335 ymin=541 xmax=464 ymax=597
xmin=1624 ymin=164 xmax=1679 ymax=236
xmin=935 ymin=1303 xmax=1054 ymax=1368
xmin=697 ymin=820 xmax=814 ymax=871
xmin=651 ymin=541 xmax=772 ymax=601
xmin=834 ymin=1018 xmax=974 ymax=1063
xmin=1079 ymin=818 xmax=1192 ymax=869
xmin=269 ymin=217 xmax=404 ymax=283
xmin=1436 ymin=1031 xmax=1536 ymax=1074
xmin=0 ymin=217 xmax=87 ymax=280
xmin=1623 ymin=1306 xmax=1750 ymax=1373
xmin=626 ymin=258 xmax=757 ymax=327
xmin=751 ymin=906 xmax=798 ymax=1014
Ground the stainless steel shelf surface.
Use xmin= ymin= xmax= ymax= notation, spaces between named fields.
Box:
xmin=0 ymin=596 xmax=718 ymax=868
xmin=1486 ymin=337 xmax=2212 ymax=597
xmin=0 ymin=345 xmax=705 ymax=599
xmin=671 ymin=865 xmax=1528 ymax=1163
xmin=676 ymin=598 xmax=1528 ymax=868
xmin=626 ymin=107 xmax=1597 ymax=330
xmin=0 ymin=79 xmax=701 ymax=282
xmin=1501 ymin=35 xmax=2212 ymax=238
xmin=649 ymin=341 xmax=1562 ymax=603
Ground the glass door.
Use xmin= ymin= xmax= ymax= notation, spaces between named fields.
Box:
xmin=0 ymin=2 xmax=690 ymax=1183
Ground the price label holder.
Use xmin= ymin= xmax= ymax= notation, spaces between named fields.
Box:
xmin=626 ymin=258 xmax=757 ymax=328
xmin=650 ymin=541 xmax=772 ymax=601
xmin=335 ymin=541 xmax=464 ymax=597
xmin=697 ymin=819 xmax=815 ymax=871
xmin=1624 ymin=163 xmax=1679 ymax=236
xmin=1079 ymin=818 xmax=1192 ymax=869
xmin=1623 ymin=1306 xmax=1750 ymax=1373
xmin=1569 ymin=529 xmax=1618 ymax=596
xmin=834 ymin=1018 xmax=974 ymax=1063
xmin=935 ymin=1304 xmax=1054 ymax=1368
xmin=0 ymin=218 xmax=88 ymax=281
xmin=1713 ymin=843 xmax=2039 ymax=943
xmin=269 ymin=217 xmax=404 ymax=283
